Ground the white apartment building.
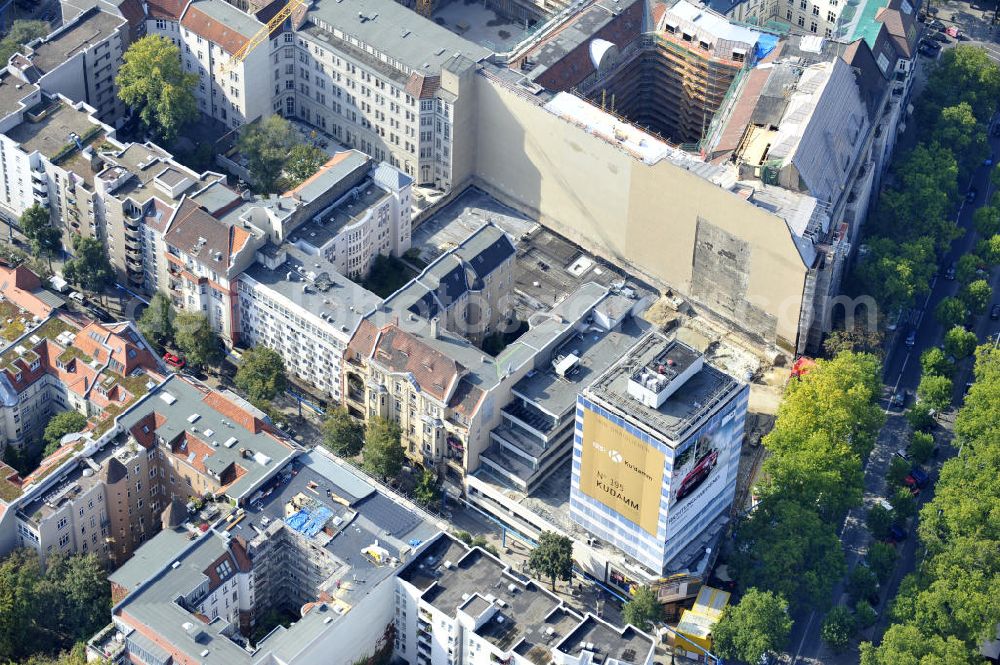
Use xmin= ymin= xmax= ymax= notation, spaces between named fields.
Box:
xmin=7 ymin=7 xmax=131 ymax=125
xmin=287 ymin=156 xmax=413 ymax=279
xmin=176 ymin=0 xmax=272 ymax=130
xmin=395 ymin=533 xmax=656 ymax=665
xmin=237 ymin=243 xmax=382 ymax=401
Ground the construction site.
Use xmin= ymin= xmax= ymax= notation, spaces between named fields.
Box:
xmin=575 ymin=0 xmax=778 ymax=146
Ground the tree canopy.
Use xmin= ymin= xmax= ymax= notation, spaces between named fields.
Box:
xmin=0 ymin=550 xmax=109 ymax=662
xmin=42 ymin=411 xmax=88 ymax=456
xmin=237 ymin=116 xmax=327 ymax=192
xmin=864 ymin=348 xmax=1000 ymax=662
xmin=137 ymin=292 xmax=175 ymax=350
xmin=528 ymin=531 xmax=574 ymax=591
xmin=173 ymin=312 xmax=223 ymax=369
xmin=820 ymin=606 xmax=856 ymax=652
xmin=621 ymin=586 xmax=662 ymax=632
xmin=712 ymin=588 xmax=793 ymax=664
xmin=361 ymin=417 xmax=404 ymax=480
xmin=63 ymin=235 xmax=114 ymax=293
xmin=234 ymin=347 xmax=287 ymax=405
xmin=116 ymin=35 xmax=198 ymax=140
xmin=320 ymin=408 xmax=364 ymax=457
xmin=943 ymin=326 xmax=978 ymax=360
xmin=916 ymin=373 xmax=952 ymax=412
xmin=285 ymin=144 xmax=328 ymax=184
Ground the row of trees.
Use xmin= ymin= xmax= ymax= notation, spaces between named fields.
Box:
xmin=0 ymin=550 xmax=110 ymax=662
xmin=862 ymin=347 xmax=1000 ymax=663
xmin=320 ymin=409 xmax=409 ymax=482
xmin=710 ymin=352 xmax=883 ymax=663
xmin=854 ymin=47 xmax=1000 ymax=316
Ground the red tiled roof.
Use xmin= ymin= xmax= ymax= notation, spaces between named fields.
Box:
xmin=370 ymin=325 xmax=462 ymax=402
xmin=0 ymin=264 xmax=57 ymax=319
xmin=180 ymin=4 xmax=251 ymax=56
xmin=346 ymin=319 xmax=379 ymax=361
xmin=147 ymin=0 xmax=188 ymax=20
xmin=202 ymin=390 xmax=265 ymax=434
xmin=164 ymin=199 xmax=253 ymax=275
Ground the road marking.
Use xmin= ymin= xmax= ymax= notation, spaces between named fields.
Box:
xmin=791 ymin=610 xmax=816 ymax=665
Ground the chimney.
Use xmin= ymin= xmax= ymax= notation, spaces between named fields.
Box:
xmin=430 ymin=317 xmax=439 ymax=339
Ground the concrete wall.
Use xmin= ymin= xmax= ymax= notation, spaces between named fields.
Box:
xmin=471 ymin=74 xmax=809 ymax=349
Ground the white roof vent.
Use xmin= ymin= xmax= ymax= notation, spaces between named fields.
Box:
xmin=187 ymin=413 xmax=201 ymax=423
xmin=159 ymin=392 xmax=177 ymax=405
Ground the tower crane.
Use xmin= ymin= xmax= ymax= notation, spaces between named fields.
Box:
xmin=218 ymin=0 xmax=307 ymax=75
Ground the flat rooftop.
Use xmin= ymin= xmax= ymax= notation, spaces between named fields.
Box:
xmin=510 ymin=309 xmax=650 ymax=419
xmin=400 ymin=533 xmax=654 ymax=664
xmin=557 ymin=616 xmax=653 ymax=663
xmin=587 ymin=332 xmax=742 ymax=443
xmin=292 ymin=181 xmax=389 ymax=249
xmin=0 ymin=73 xmax=38 ymax=120
xmin=103 ymin=143 xmax=221 ymax=205
xmin=29 ymin=9 xmax=124 ymax=74
xmin=7 ymin=100 xmax=101 ymax=160
xmin=242 ymin=243 xmax=382 ymax=335
xmin=303 ymin=0 xmax=491 ymax=74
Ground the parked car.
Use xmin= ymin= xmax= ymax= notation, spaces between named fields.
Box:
xmin=889 ymin=391 xmax=905 ymax=409
xmin=907 ymin=467 xmax=930 ymax=488
xmin=992 ymin=123 xmax=1000 ymax=137
xmin=163 ymin=352 xmax=186 ymax=369
xmin=945 ymin=25 xmax=960 ymax=38
xmin=986 ymin=153 xmax=995 ymax=167
xmin=919 ymin=37 xmax=941 ymax=51
xmin=967 ymin=187 xmax=978 ymax=202
xmin=928 ymin=18 xmax=945 ymax=29
xmin=889 ymin=524 xmax=908 ymax=542
xmin=945 ymin=263 xmax=956 ymax=280
xmin=930 ymin=31 xmax=951 ymax=42
xmin=895 ymin=449 xmax=911 ymax=462
xmin=990 ymin=303 xmax=1000 ymax=320
xmin=905 ymin=329 xmax=916 ymax=347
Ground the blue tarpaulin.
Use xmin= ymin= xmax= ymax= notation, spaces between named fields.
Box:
xmin=755 ymin=33 xmax=779 ymax=61
xmin=286 ymin=506 xmax=333 ymax=538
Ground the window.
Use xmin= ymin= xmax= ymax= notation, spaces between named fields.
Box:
xmin=812 ymin=4 xmax=819 ymax=13
xmin=827 ymin=10 xmax=836 ymax=21
xmin=810 ymin=20 xmax=817 ymax=31
xmin=786 ymin=9 xmax=793 ymax=18
xmin=798 ymin=15 xmax=805 ymax=25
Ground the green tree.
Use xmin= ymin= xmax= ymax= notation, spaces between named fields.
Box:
xmin=920 ymin=346 xmax=953 ymax=378
xmin=822 ymin=328 xmax=884 ymax=358
xmin=173 ymin=312 xmax=223 ymax=369
xmin=712 ymin=588 xmax=792 ymax=665
xmin=285 ymin=144 xmax=328 ymax=185
xmin=18 ymin=204 xmax=61 ymax=269
xmin=865 ymin=542 xmax=897 ymax=583
xmin=847 ymin=565 xmax=879 ymax=603
xmin=116 ymin=35 xmax=198 ymax=140
xmin=909 ymin=431 xmax=936 ymax=466
xmin=887 ymin=455 xmax=912 ymax=487
xmin=0 ymin=20 xmax=49 ymax=66
xmin=234 ymin=347 xmax=287 ymax=404
xmin=972 ymin=205 xmax=1000 ymax=237
xmin=621 ymin=586 xmax=663 ymax=631
xmin=413 ymin=468 xmax=438 ymax=508
xmin=527 ymin=531 xmax=574 ymax=592
xmin=934 ymin=296 xmax=968 ymax=329
xmin=320 ymin=408 xmax=364 ymax=457
xmin=978 ymin=233 xmax=1000 ymax=265
xmin=931 ymin=103 xmax=989 ymax=175
xmin=917 ymin=373 xmax=953 ymax=412
xmin=732 ymin=499 xmax=846 ymax=610
xmin=955 ymin=253 xmax=982 ymax=284
xmin=959 ymin=279 xmax=992 ymax=315
xmin=19 ymin=204 xmax=49 ymax=241
xmin=889 ymin=487 xmax=916 ymax=520
xmin=42 ymin=411 xmax=88 ymax=456
xmin=820 ymin=606 xmax=856 ymax=652
xmin=855 ymin=600 xmax=878 ymax=629
xmin=0 ymin=549 xmax=44 ymax=660
xmin=918 ymin=45 xmax=1000 ymax=125
xmin=237 ymin=116 xmax=299 ymax=192
xmin=906 ymin=402 xmax=936 ymax=432
xmin=866 ymin=504 xmax=894 ymax=540
xmin=855 ymin=237 xmax=937 ymax=311
xmin=361 ymin=417 xmax=404 ymax=480
xmin=470 ymin=535 xmax=499 ymax=557
xmin=943 ymin=325 xmax=978 ymax=360
xmin=137 ymin=292 xmax=175 ymax=350
xmin=863 ymin=624 xmax=977 ymax=665
xmin=36 ymin=554 xmax=111 ymax=643
xmin=63 ymin=235 xmax=113 ymax=293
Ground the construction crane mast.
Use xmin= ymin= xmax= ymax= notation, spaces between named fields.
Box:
xmin=218 ymin=0 xmax=306 ymax=74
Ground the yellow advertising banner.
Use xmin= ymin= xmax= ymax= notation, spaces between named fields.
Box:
xmin=579 ymin=409 xmax=665 ymax=535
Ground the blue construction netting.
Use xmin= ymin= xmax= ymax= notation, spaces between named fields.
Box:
xmin=286 ymin=506 xmax=333 ymax=537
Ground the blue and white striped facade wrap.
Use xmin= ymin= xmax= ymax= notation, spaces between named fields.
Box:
xmin=569 ymin=377 xmax=749 ymax=573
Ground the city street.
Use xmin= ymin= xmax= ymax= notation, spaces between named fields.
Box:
xmin=784 ymin=51 xmax=1000 ymax=665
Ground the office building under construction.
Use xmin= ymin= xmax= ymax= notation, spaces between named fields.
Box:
xmin=577 ymin=0 xmax=775 ymax=147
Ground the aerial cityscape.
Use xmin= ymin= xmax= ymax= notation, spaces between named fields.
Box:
xmin=0 ymin=0 xmax=996 ymax=662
